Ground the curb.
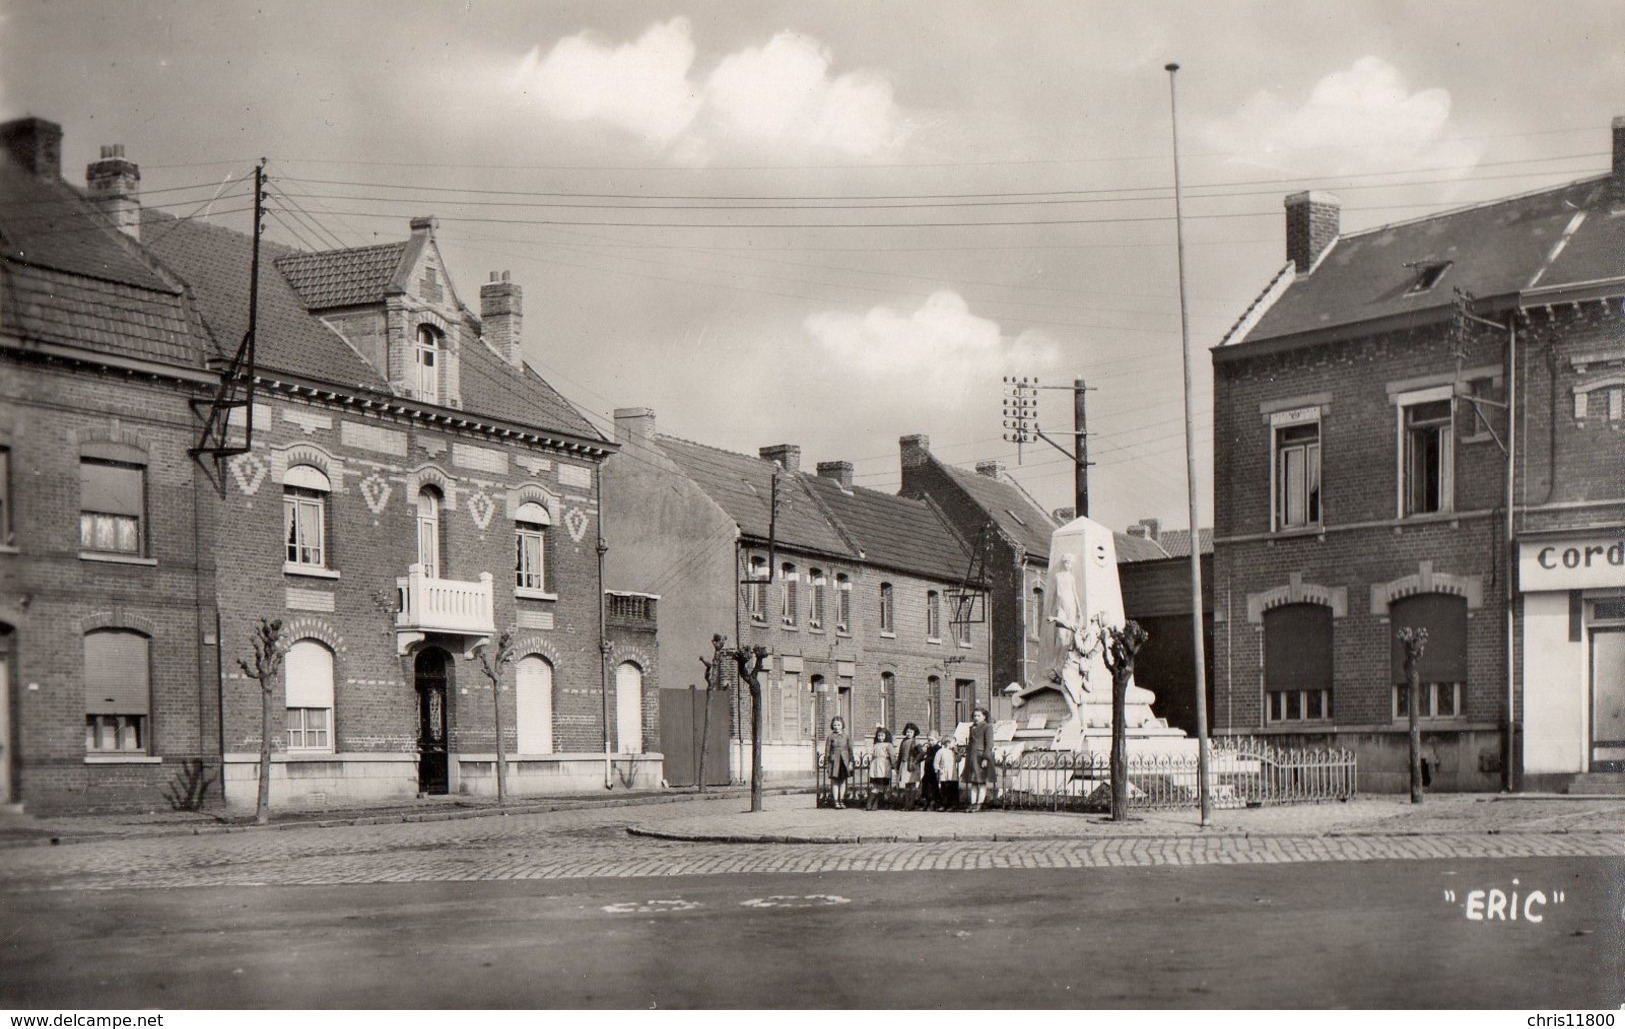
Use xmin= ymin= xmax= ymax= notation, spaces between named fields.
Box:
xmin=0 ymin=786 xmax=814 ymax=850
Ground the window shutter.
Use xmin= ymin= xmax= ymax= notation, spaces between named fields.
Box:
xmin=84 ymin=632 xmax=150 ymax=714
xmin=1390 ymin=594 xmax=1469 ymax=684
xmin=1263 ymin=604 xmax=1333 ymax=690
xmin=285 ymin=640 xmax=335 ymax=709
xmin=80 ymin=462 xmax=143 ymax=515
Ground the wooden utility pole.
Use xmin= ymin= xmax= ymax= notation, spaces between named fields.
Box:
xmin=1073 ymin=378 xmax=1089 ymax=518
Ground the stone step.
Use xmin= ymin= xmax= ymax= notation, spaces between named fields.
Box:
xmin=1565 ymin=773 xmax=1625 ymax=796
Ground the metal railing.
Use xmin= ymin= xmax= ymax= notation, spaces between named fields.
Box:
xmin=995 ymin=737 xmax=1358 ymax=812
xmin=813 ymin=737 xmax=1357 ymax=813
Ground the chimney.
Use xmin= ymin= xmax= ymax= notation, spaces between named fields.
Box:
xmin=1052 ymin=507 xmax=1075 ymax=524
xmin=481 ymin=271 xmax=524 ymax=368
xmin=975 ymin=459 xmax=1005 ymax=479
xmin=1 ymin=117 xmax=63 ymax=179
xmin=1613 ymin=115 xmax=1625 ymax=192
xmin=816 ymin=460 xmax=854 ymax=490
xmin=1284 ymin=191 xmax=1340 ymax=273
xmin=900 ymin=434 xmax=931 ymax=470
xmin=1131 ymin=517 xmax=1161 ymax=541
xmin=759 ymin=444 xmax=800 ymax=472
xmin=614 ymin=407 xmax=655 ymax=446
xmin=410 ymin=215 xmax=438 ymax=235
xmin=86 ymin=144 xmax=141 ymax=239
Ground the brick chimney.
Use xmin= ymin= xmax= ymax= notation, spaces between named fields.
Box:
xmin=975 ymin=459 xmax=1005 ymax=479
xmin=1126 ymin=517 xmax=1161 ymax=541
xmin=480 ymin=271 xmax=524 ymax=368
xmin=614 ymin=407 xmax=655 ymax=446
xmin=1284 ymin=191 xmax=1340 ymax=273
xmin=816 ymin=460 xmax=854 ymax=490
xmin=410 ymin=215 xmax=438 ymax=235
xmin=759 ymin=444 xmax=800 ymax=472
xmin=86 ymin=144 xmax=141 ymax=239
xmin=900 ymin=434 xmax=931 ymax=470
xmin=1 ymin=117 xmax=63 ymax=179
xmin=1613 ymin=115 xmax=1625 ymax=193
xmin=1052 ymin=507 xmax=1075 ymax=524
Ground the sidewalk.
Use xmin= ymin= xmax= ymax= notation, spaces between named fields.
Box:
xmin=4 ymin=787 xmax=1621 ymax=850
xmin=0 ymin=785 xmax=804 ymax=848
xmin=626 ymin=791 xmax=1625 ymax=844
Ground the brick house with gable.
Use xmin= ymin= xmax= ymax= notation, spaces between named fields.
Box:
xmin=0 ymin=117 xmax=656 ymax=813
xmin=603 ymin=411 xmax=990 ymax=781
xmin=1212 ymin=117 xmax=1625 ymax=793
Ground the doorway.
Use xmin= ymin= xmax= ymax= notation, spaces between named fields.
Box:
xmin=414 ymin=647 xmax=451 ymax=795
xmin=1590 ymin=627 xmax=1625 ymax=772
xmin=0 ymin=624 xmax=12 ymax=804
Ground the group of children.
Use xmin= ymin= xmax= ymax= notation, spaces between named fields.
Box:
xmin=823 ymin=717 xmax=990 ymax=811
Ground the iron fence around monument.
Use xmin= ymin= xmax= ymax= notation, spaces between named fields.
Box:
xmin=993 ymin=737 xmax=1358 ymax=812
xmin=812 ymin=737 xmax=1356 ymax=812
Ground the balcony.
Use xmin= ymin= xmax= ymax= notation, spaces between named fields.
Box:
xmin=396 ymin=564 xmax=494 ymax=655
xmin=606 ymin=590 xmax=658 ymax=632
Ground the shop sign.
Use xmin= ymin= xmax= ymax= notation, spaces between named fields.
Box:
xmin=1519 ymin=534 xmax=1625 ymax=591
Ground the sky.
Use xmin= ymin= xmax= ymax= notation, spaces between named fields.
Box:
xmin=3 ymin=1 xmax=1622 ymax=532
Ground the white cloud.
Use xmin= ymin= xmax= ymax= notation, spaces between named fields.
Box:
xmin=1209 ymin=57 xmax=1482 ymax=177
xmin=512 ymin=20 xmax=909 ymax=162
xmin=515 ymin=18 xmax=700 ymax=146
xmin=804 ymin=291 xmax=1058 ymax=386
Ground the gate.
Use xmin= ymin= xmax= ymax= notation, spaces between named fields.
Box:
xmin=659 ymin=687 xmax=731 ymax=787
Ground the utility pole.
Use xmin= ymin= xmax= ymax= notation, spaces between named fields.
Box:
xmin=1002 ymin=376 xmax=1093 ymax=516
xmin=1167 ymin=61 xmax=1213 ymax=826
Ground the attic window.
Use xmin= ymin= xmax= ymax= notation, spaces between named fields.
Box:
xmin=1405 ymin=261 xmax=1452 ymax=295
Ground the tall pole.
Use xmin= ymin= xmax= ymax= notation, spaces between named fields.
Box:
xmin=1166 ymin=62 xmax=1212 ymax=826
xmin=1503 ymin=317 xmax=1517 ymax=793
xmin=1074 ymin=378 xmax=1089 ymax=518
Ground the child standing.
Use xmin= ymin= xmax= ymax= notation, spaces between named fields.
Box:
xmin=933 ymin=737 xmax=960 ymax=811
xmin=866 ymin=725 xmax=895 ymax=811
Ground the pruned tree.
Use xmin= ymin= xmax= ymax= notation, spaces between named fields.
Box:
xmin=474 ymin=629 xmax=517 ymax=807
xmin=733 ymin=643 xmax=770 ymax=813
xmin=1098 ymin=616 xmax=1149 ymax=822
xmin=236 ymin=617 xmax=285 ymax=826
xmin=1397 ymin=626 xmax=1430 ymax=805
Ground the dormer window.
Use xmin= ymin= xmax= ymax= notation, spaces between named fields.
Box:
xmin=1405 ymin=261 xmax=1452 ymax=295
xmin=415 ymin=325 xmax=440 ymax=403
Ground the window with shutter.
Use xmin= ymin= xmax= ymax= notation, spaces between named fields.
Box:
xmin=79 ymin=460 xmax=144 ymax=555
xmin=84 ymin=630 xmax=149 ymax=753
xmin=1263 ymin=603 xmax=1334 ymax=722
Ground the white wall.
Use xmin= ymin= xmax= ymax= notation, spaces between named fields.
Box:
xmin=1522 ymin=592 xmax=1586 ymax=775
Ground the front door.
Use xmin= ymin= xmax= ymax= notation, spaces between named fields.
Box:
xmin=1591 ymin=628 xmax=1625 ymax=772
xmin=415 ymin=648 xmax=450 ymax=795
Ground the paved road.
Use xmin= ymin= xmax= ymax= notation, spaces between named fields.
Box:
xmin=3 ymin=857 xmax=1619 ymax=1008
xmin=3 ymin=796 xmax=1622 ymax=1008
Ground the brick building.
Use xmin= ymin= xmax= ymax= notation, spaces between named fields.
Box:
xmin=0 ymin=118 xmax=656 ymax=814
xmin=603 ymin=413 xmax=990 ymax=780
xmin=1211 ymin=117 xmax=1625 ymax=793
xmin=1118 ymin=519 xmax=1214 ymax=737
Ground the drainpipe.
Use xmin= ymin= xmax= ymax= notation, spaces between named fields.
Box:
xmin=597 ymin=486 xmax=612 ymax=789
xmin=1504 ymin=316 xmax=1517 ymax=792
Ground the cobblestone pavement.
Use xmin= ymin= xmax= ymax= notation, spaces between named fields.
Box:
xmin=0 ymin=793 xmax=1619 ymax=893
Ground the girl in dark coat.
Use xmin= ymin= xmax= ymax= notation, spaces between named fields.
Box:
xmin=895 ymin=722 xmax=923 ymax=810
xmin=825 ymin=717 xmax=855 ymax=809
xmin=919 ymin=736 xmax=941 ymax=811
xmin=963 ymin=706 xmax=995 ymax=812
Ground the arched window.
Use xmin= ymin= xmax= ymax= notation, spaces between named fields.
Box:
xmin=780 ymin=562 xmax=798 ymax=626
xmin=515 ymin=654 xmax=554 ymax=754
xmin=1390 ymin=593 xmax=1468 ymax=719
xmin=416 ymin=486 xmax=443 ymax=578
xmin=927 ymin=675 xmax=942 ymax=735
xmin=1263 ymin=603 xmax=1333 ymax=723
xmin=808 ymin=569 xmax=826 ymax=630
xmin=616 ymin=661 xmax=644 ymax=754
xmin=835 ymin=573 xmax=852 ymax=633
xmin=926 ymin=591 xmax=942 ymax=641
xmin=283 ymin=464 xmax=330 ymax=570
xmin=880 ymin=671 xmax=897 ymax=730
xmin=285 ymin=639 xmax=335 ymax=751
xmin=514 ymin=501 xmax=550 ymax=593
xmin=84 ymin=629 xmax=149 ymax=753
xmin=415 ymin=325 xmax=440 ymax=403
xmin=879 ymin=582 xmax=895 ymax=634
xmin=746 ymin=555 xmax=769 ymax=622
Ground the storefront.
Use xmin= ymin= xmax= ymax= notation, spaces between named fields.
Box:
xmin=1519 ymin=531 xmax=1625 ymax=784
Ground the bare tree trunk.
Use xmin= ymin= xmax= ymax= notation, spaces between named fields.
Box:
xmin=1110 ymin=665 xmax=1128 ymax=822
xmin=257 ymin=679 xmax=273 ymax=825
xmin=750 ymin=682 xmax=763 ymax=813
xmin=1408 ymin=664 xmax=1423 ymax=805
xmin=492 ymin=671 xmax=508 ymax=807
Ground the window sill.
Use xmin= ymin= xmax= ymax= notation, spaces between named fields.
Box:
xmin=1269 ymin=525 xmax=1323 ymax=540
xmin=79 ymin=551 xmax=157 ymax=566
xmin=0 ymin=544 xmax=17 ymax=556
xmin=85 ymin=754 xmax=162 ymax=764
xmin=781 ymin=623 xmax=799 ymax=632
xmin=879 ymin=631 xmax=897 ymax=640
xmin=835 ymin=628 xmax=851 ymax=637
xmin=284 ymin=563 xmax=340 ymax=579
xmin=927 ymin=637 xmax=942 ymax=646
xmin=515 ymin=588 xmax=558 ymax=602
xmin=808 ymin=626 xmax=825 ymax=635
xmin=285 ymin=749 xmax=337 ymax=758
